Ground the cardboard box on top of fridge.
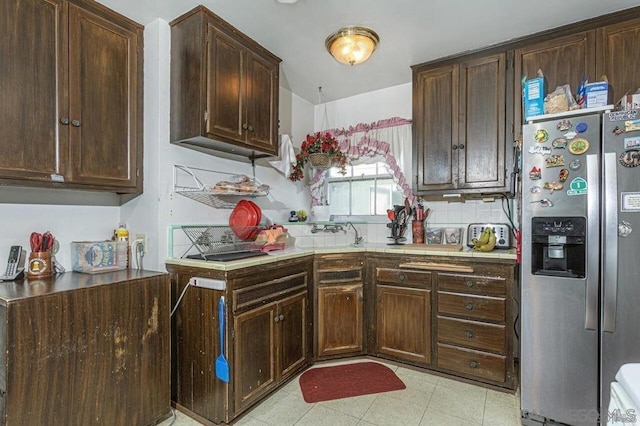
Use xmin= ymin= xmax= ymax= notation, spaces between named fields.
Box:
xmin=619 ymin=89 xmax=640 ymax=110
xmin=523 ymin=71 xmax=545 ymax=119
xmin=584 ymin=80 xmax=610 ymax=108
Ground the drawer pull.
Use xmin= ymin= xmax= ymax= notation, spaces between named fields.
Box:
xmin=398 ymin=273 xmax=406 ymax=281
xmin=465 ymin=302 xmax=475 ymax=311
xmin=465 ymin=280 xmax=475 ymax=288
xmin=465 ymin=329 xmax=475 ymax=339
xmin=469 ymin=360 xmax=479 ymax=369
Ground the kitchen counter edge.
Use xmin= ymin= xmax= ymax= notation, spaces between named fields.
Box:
xmin=165 ymin=245 xmax=517 ymax=271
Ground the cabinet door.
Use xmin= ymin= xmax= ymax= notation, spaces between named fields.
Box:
xmin=514 ymin=32 xmax=596 ymax=140
xmin=278 ymin=292 xmax=307 ymax=379
xmin=67 ymin=4 xmax=140 ymax=189
xmin=376 ymin=284 xmax=431 ymax=364
xmin=245 ymin=51 xmax=279 ymax=155
xmin=233 ymin=301 xmax=277 ymax=412
xmin=0 ymin=0 xmax=67 ymax=182
xmin=413 ymin=63 xmax=459 ymax=192
xmin=206 ymin=25 xmax=245 ymax=144
xmin=458 ymin=53 xmax=507 ymax=190
xmin=317 ymin=284 xmax=363 ymax=357
xmin=597 ymin=18 xmax=640 ymax=106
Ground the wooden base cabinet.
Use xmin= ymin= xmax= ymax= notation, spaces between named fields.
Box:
xmin=373 ymin=265 xmax=432 ymax=365
xmin=314 ymin=255 xmax=365 ymax=359
xmin=0 ymin=271 xmax=170 ymax=425
xmin=167 ymin=257 xmax=312 ymax=425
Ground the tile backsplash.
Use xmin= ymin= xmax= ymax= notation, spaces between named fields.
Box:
xmin=285 ymin=199 xmax=517 ymax=247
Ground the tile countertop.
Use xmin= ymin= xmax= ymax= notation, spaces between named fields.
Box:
xmin=164 ymin=244 xmax=518 ymax=271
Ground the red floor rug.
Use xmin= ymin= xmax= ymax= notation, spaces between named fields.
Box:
xmin=299 ymin=362 xmax=406 ymax=403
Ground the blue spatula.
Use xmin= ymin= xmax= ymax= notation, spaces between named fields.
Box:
xmin=216 ymin=296 xmax=229 ymax=383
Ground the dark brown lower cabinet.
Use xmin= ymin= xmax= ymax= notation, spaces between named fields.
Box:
xmin=167 ymin=257 xmax=312 ymax=425
xmin=0 ymin=271 xmax=170 ymax=425
xmin=375 ymin=282 xmax=432 ymax=365
xmin=234 ymin=291 xmax=307 ymax=413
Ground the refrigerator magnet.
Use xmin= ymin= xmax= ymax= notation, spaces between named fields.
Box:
xmin=529 ymin=145 xmax=551 ymax=155
xmin=625 ymin=119 xmax=640 ymax=132
xmin=545 ymin=154 xmax=565 ymax=167
xmin=569 ymin=159 xmax=582 ymax=171
xmin=613 ymin=126 xmax=624 ymax=136
xmin=530 ymin=199 xmax=553 ymax=207
xmin=552 ymin=138 xmax=568 ymax=149
xmin=556 ymin=119 xmax=572 ymax=131
xmin=575 ymin=122 xmax=588 ymax=133
xmin=567 ymin=177 xmax=588 ymax=196
xmin=534 ymin=129 xmax=549 ymax=143
xmin=559 ymin=169 xmax=569 ymax=182
xmin=563 ymin=131 xmax=578 ymax=140
xmin=623 ymin=137 xmax=640 ymax=151
xmin=619 ymin=150 xmax=640 ymax=168
xmin=543 ymin=181 xmax=563 ymax=193
xmin=529 ymin=167 xmax=542 ymax=180
xmin=568 ymin=138 xmax=589 ymax=155
xmin=530 ymin=185 xmax=541 ymax=193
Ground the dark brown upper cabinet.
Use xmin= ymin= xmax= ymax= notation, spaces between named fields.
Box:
xmin=596 ymin=17 xmax=640 ymax=107
xmin=170 ymin=6 xmax=281 ymax=161
xmin=413 ymin=52 xmax=509 ymax=196
xmin=514 ymin=32 xmax=596 ymax=141
xmin=0 ymin=0 xmax=143 ymax=194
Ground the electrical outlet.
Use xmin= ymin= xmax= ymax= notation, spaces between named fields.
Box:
xmin=135 ymin=233 xmax=147 ymax=253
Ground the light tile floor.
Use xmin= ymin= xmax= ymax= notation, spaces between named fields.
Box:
xmin=161 ymin=359 xmax=521 ymax=426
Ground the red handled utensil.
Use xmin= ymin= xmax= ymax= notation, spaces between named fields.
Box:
xmin=30 ymin=232 xmax=43 ymax=252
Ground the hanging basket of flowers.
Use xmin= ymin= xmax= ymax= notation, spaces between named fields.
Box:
xmin=289 ymin=132 xmax=348 ymax=182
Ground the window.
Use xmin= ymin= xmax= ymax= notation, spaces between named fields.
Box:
xmin=327 ymin=162 xmax=403 ymax=216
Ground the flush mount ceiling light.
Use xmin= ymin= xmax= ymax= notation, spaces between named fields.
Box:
xmin=325 ymin=26 xmax=379 ymax=66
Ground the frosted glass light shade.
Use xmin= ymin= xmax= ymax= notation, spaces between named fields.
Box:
xmin=325 ymin=26 xmax=379 ymax=66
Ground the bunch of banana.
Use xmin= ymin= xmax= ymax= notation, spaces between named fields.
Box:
xmin=472 ymin=227 xmax=497 ymax=252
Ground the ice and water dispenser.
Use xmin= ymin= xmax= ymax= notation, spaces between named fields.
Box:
xmin=530 ymin=217 xmax=586 ymax=278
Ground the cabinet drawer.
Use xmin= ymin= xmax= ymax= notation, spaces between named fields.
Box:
xmin=233 ymin=272 xmax=307 ymax=312
xmin=437 ymin=316 xmax=506 ymax=353
xmin=438 ymin=272 xmax=506 ymax=296
xmin=437 ymin=292 xmax=505 ymax=322
xmin=437 ymin=343 xmax=506 ymax=383
xmin=317 ymin=268 xmax=362 ymax=283
xmin=376 ymin=268 xmax=432 ymax=288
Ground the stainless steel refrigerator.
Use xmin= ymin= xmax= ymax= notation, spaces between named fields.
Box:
xmin=520 ymin=109 xmax=640 ymax=425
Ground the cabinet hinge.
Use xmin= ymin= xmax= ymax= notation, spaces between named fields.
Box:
xmin=136 ymin=168 xmax=139 ymax=177
xmin=204 ymin=111 xmax=209 ymax=122
xmin=231 ymin=328 xmax=235 ymax=340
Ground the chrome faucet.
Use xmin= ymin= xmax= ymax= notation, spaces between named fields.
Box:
xmin=345 ymin=222 xmax=364 ymax=245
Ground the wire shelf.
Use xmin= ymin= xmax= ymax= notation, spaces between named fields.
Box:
xmin=181 ymin=225 xmax=265 ymax=258
xmin=173 ymin=165 xmax=269 ymax=209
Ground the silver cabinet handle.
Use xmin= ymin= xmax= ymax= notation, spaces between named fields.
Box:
xmin=469 ymin=360 xmax=479 ymax=369
xmin=242 ymin=123 xmax=248 ymax=130
xmin=603 ymin=152 xmax=618 ymax=333
xmin=247 ymin=125 xmax=254 ymax=132
xmin=465 ymin=280 xmax=474 ymax=288
xmin=60 ymin=117 xmax=69 ymax=125
xmin=458 ymin=144 xmax=465 ymax=150
xmin=71 ymin=119 xmax=81 ymax=127
xmin=465 ymin=302 xmax=474 ymax=311
xmin=465 ymin=329 xmax=474 ymax=339
xmin=452 ymin=145 xmax=458 ymax=150
xmin=274 ymin=315 xmax=280 ymax=323
xmin=279 ymin=314 xmax=284 ymax=321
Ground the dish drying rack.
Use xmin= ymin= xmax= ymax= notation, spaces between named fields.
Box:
xmin=173 ymin=165 xmax=269 ymax=209
xmin=181 ymin=225 xmax=265 ymax=259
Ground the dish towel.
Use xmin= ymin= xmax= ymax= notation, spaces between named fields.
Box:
xmin=268 ymin=134 xmax=296 ymax=176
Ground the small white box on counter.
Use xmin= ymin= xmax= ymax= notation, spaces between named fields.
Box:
xmin=71 ymin=241 xmax=127 ymax=274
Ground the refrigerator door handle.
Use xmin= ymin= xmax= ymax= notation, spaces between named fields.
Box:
xmin=603 ymin=152 xmax=618 ymax=333
xmin=585 ymin=154 xmax=599 ymax=331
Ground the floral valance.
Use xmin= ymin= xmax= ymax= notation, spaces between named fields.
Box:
xmin=309 ymin=117 xmax=414 ymax=206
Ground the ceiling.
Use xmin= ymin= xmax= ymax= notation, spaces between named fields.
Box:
xmin=98 ymin=0 xmax=639 ymax=105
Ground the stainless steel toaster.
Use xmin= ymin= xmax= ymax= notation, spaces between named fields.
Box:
xmin=466 ymin=223 xmax=511 ymax=248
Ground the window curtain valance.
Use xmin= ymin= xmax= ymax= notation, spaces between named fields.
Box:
xmin=309 ymin=117 xmax=415 ymax=206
